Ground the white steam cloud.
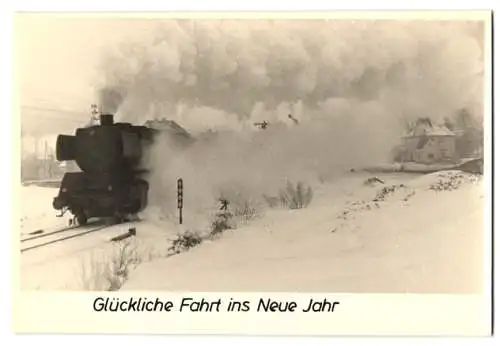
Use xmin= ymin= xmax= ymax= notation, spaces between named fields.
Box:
xmin=96 ymin=19 xmax=484 ymax=124
xmin=94 ymin=19 xmax=485 ymax=227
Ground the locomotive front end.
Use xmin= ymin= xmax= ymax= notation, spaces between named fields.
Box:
xmin=53 ymin=113 xmax=152 ymax=225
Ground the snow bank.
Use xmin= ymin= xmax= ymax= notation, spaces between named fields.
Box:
xmin=122 ymin=171 xmax=484 ymax=293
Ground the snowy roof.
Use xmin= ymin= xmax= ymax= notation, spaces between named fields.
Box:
xmin=404 ymin=118 xmax=456 ymax=138
xmin=426 ymin=127 xmax=457 ymax=136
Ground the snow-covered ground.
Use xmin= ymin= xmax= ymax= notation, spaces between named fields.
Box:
xmin=20 ymin=185 xmax=69 ymax=236
xmin=18 ymin=170 xmax=485 ymax=293
xmin=18 ymin=185 xmax=179 ymax=290
xmin=122 ymin=171 xmax=484 ymax=293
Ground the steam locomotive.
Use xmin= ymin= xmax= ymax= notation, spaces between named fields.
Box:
xmin=52 ymin=113 xmax=192 ymax=225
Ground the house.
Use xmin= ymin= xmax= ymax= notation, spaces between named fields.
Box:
xmin=399 ymin=117 xmax=457 ymax=164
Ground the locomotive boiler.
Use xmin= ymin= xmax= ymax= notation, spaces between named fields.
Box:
xmin=52 ymin=113 xmax=158 ymax=225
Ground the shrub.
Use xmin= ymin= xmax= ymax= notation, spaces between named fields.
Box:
xmin=232 ymin=200 xmax=261 ymax=224
xmin=373 ymin=183 xmax=406 ymax=202
xmin=77 ymin=240 xmax=142 ymax=291
xmin=265 ymin=181 xmax=313 ymax=209
xmin=106 ymin=241 xmax=142 ymax=291
xmin=210 ymin=209 xmax=234 ymax=236
xmin=428 ymin=171 xmax=480 ymax=192
xmin=168 ymin=230 xmax=204 ymax=254
xmin=215 ymin=190 xmax=262 ymax=225
xmin=227 ymin=194 xmax=265 ymax=225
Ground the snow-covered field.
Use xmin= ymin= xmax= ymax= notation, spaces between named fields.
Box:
xmin=17 ymin=170 xmax=485 ymax=293
xmin=122 ymin=170 xmax=485 ymax=293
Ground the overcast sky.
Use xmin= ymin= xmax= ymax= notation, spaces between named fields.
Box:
xmin=15 ymin=14 xmax=159 ymax=136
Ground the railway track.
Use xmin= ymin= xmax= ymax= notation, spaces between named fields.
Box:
xmin=21 ymin=223 xmax=86 ymax=243
xmin=20 ymin=222 xmax=114 ymax=253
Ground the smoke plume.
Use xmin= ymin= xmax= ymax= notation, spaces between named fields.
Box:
xmin=96 ymin=19 xmax=484 ymax=123
xmin=94 ymin=19 xmax=485 ymax=226
xmin=97 ymin=86 xmax=126 ymax=114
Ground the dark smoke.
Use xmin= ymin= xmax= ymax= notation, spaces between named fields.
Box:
xmin=97 ymin=86 xmax=126 ymax=114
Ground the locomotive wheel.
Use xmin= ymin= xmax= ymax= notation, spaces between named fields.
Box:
xmin=76 ymin=213 xmax=88 ymax=226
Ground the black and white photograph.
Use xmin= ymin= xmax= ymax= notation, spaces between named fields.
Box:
xmin=14 ymin=11 xmax=490 ymax=301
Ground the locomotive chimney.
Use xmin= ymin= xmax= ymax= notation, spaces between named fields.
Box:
xmin=100 ymin=113 xmax=114 ymax=126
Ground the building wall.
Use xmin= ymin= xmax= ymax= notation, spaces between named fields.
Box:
xmin=403 ymin=136 xmax=456 ymax=164
xmin=402 ymin=137 xmax=420 ymax=162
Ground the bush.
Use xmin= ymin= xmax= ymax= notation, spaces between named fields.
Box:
xmin=210 ymin=209 xmax=234 ymax=236
xmin=233 ymin=201 xmax=260 ymax=223
xmin=264 ymin=181 xmax=314 ymax=209
xmin=428 ymin=171 xmax=480 ymax=192
xmin=215 ymin=190 xmax=262 ymax=225
xmin=373 ymin=184 xmax=406 ymax=202
xmin=77 ymin=240 xmax=142 ymax=291
xmin=106 ymin=241 xmax=142 ymax=291
xmin=168 ymin=230 xmax=204 ymax=254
